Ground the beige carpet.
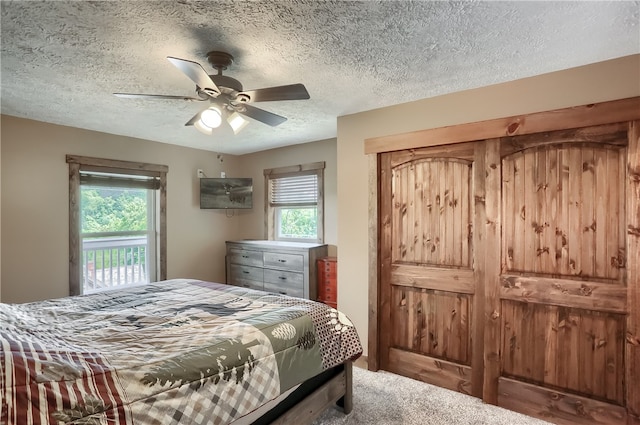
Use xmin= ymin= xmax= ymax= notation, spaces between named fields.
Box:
xmin=312 ymin=366 xmax=552 ymax=425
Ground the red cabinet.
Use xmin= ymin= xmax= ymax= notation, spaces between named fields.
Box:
xmin=317 ymin=257 xmax=337 ymax=309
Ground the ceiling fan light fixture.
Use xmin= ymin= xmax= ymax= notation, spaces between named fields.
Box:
xmin=228 ymin=112 xmax=249 ymax=134
xmin=116 ymin=53 xmax=310 ymax=133
xmin=200 ymin=106 xmax=222 ymax=129
xmin=194 ymin=120 xmax=213 ymax=135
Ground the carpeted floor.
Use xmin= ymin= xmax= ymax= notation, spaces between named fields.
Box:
xmin=311 ymin=366 xmax=553 ymax=425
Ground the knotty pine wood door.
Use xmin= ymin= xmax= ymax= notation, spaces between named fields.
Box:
xmin=379 ymin=143 xmax=479 ymax=396
xmin=378 ymin=120 xmax=640 ymax=425
xmin=497 ymin=127 xmax=631 ymax=424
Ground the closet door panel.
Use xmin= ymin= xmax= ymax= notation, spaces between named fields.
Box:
xmin=499 ymin=139 xmax=629 ymax=423
xmin=502 ymin=143 xmax=624 ymax=281
xmin=380 ymin=149 xmax=477 ymax=395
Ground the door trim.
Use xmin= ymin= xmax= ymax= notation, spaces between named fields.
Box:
xmin=365 ymin=97 xmax=640 ymax=154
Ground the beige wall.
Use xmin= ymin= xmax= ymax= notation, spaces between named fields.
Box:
xmin=1 ymin=116 xmax=337 ymax=303
xmin=337 ymin=54 xmax=640 ymax=356
xmin=0 ymin=116 xmax=244 ymax=303
xmin=235 ymin=138 xmax=338 ymax=256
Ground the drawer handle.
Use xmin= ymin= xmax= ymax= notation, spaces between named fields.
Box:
xmin=242 ymin=255 xmax=249 ymax=258
xmin=279 ymin=276 xmax=287 ymax=280
xmin=279 ymin=291 xmax=287 ymax=295
xmin=278 ymin=259 xmax=287 ymax=263
xmin=243 ymin=270 xmax=250 ymax=274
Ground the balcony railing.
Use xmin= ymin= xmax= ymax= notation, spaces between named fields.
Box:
xmin=82 ymin=236 xmax=149 ymax=293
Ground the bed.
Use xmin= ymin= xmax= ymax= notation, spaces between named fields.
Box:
xmin=0 ymin=279 xmax=363 ymax=424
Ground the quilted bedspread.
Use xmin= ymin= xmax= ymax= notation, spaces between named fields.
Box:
xmin=0 ymin=279 xmax=362 ymax=425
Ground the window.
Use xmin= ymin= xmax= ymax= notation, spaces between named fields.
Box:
xmin=67 ymin=155 xmax=168 ymax=295
xmin=264 ymin=162 xmax=324 ymax=243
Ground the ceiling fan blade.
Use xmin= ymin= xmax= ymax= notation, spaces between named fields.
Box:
xmin=238 ymin=83 xmax=310 ymax=103
xmin=239 ymin=104 xmax=287 ymax=127
xmin=167 ymin=56 xmax=220 ymax=96
xmin=114 ymin=93 xmax=204 ymax=101
xmin=184 ymin=110 xmax=202 ymax=126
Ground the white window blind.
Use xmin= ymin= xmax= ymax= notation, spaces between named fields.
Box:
xmin=269 ymin=174 xmax=318 ymax=206
xmin=80 ymin=171 xmax=161 ymax=190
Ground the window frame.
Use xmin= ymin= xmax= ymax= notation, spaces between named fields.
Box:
xmin=67 ymin=155 xmax=168 ymax=296
xmin=264 ymin=162 xmax=325 ymax=243
xmin=79 ymin=184 xmax=157 ymax=291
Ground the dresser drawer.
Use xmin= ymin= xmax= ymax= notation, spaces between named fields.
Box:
xmin=232 ymin=278 xmax=264 ymax=291
xmin=318 ymin=284 xmax=337 ymax=298
xmin=263 ymin=252 xmax=304 ymax=271
xmin=318 ymin=290 xmax=337 ymax=304
xmin=263 ymin=269 xmax=304 ymax=297
xmin=228 ymin=248 xmax=263 ymax=267
xmin=318 ymin=275 xmax=337 ymax=292
xmin=319 ymin=260 xmax=337 ymax=278
xmin=229 ymin=264 xmax=264 ymax=289
xmin=263 ymin=279 xmax=304 ymax=298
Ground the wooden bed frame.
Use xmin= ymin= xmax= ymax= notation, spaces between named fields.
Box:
xmin=255 ymin=360 xmax=353 ymax=424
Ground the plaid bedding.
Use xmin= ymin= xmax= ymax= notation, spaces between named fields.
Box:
xmin=0 ymin=279 xmax=362 ymax=425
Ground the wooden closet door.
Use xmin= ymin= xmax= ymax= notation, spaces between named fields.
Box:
xmin=379 ymin=143 xmax=481 ymax=395
xmin=497 ymin=128 xmax=631 ymax=424
xmin=374 ymin=99 xmax=640 ymax=424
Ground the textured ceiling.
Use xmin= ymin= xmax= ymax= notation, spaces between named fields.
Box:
xmin=1 ymin=1 xmax=639 ymax=155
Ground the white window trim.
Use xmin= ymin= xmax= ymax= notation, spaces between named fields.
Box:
xmin=264 ymin=161 xmax=325 ymax=243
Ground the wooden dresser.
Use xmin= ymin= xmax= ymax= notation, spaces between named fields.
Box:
xmin=225 ymin=240 xmax=328 ymax=300
xmin=317 ymin=257 xmax=337 ymax=308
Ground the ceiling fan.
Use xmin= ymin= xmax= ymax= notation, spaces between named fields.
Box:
xmin=114 ymin=51 xmax=310 ymax=135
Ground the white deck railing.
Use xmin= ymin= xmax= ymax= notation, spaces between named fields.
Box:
xmin=82 ymin=236 xmax=149 ymax=293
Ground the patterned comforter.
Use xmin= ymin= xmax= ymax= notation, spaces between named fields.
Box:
xmin=0 ymin=279 xmax=362 ymax=425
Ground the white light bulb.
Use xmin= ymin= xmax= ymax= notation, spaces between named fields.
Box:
xmin=200 ymin=107 xmax=222 ymax=129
